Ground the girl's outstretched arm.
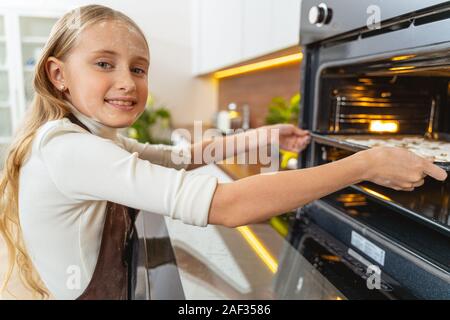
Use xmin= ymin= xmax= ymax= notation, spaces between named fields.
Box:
xmin=186 ymin=124 xmax=310 ymax=170
xmin=207 ymin=147 xmax=447 ymax=227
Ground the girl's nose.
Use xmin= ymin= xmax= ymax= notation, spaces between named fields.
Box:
xmin=115 ymin=69 xmax=137 ymax=92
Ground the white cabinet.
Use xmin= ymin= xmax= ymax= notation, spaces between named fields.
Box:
xmin=241 ymin=0 xmax=272 ymax=60
xmin=0 ymin=15 xmax=12 ymax=144
xmin=269 ymin=0 xmax=302 ymax=52
xmin=242 ymin=0 xmax=301 ymax=60
xmin=0 ymin=11 xmax=59 ymax=152
xmin=194 ymin=0 xmax=301 ymax=74
xmin=196 ymin=0 xmax=242 ymax=73
xmin=20 ymin=16 xmax=60 ymax=107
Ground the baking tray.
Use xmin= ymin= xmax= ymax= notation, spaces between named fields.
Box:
xmin=310 ymin=132 xmax=450 ymax=171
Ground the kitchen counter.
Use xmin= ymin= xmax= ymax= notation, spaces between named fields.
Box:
xmin=136 ymin=163 xmax=345 ymax=300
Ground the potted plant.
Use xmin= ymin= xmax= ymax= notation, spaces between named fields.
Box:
xmin=265 ymin=93 xmax=302 ymax=169
xmin=128 ymin=95 xmax=172 ymax=145
xmin=265 ymin=93 xmax=300 ymax=125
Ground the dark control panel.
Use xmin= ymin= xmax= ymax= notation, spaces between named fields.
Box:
xmin=300 ymin=0 xmax=446 ymax=45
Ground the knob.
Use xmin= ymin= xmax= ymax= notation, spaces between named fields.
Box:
xmin=308 ymin=3 xmax=332 ymax=27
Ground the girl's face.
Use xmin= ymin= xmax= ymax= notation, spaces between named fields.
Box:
xmin=57 ymin=20 xmax=150 ymax=128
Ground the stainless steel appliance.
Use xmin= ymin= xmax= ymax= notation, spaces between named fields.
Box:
xmin=278 ymin=0 xmax=450 ymax=299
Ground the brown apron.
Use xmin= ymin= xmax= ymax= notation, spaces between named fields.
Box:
xmin=65 ymin=113 xmax=139 ymax=300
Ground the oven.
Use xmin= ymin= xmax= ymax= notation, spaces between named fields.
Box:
xmin=281 ymin=0 xmax=450 ymax=299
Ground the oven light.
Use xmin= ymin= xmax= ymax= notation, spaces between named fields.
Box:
xmin=369 ymin=120 xmax=399 ymax=133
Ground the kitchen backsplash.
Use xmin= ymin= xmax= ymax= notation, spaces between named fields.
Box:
xmin=218 ymin=57 xmax=301 ymax=128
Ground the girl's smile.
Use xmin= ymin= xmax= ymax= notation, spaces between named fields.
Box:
xmin=104 ymin=96 xmax=138 ymax=111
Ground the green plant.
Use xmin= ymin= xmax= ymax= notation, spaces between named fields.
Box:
xmin=265 ymin=93 xmax=300 ymax=125
xmin=128 ymin=95 xmax=172 ymax=145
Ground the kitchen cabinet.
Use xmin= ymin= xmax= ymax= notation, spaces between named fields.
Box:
xmin=242 ymin=0 xmax=301 ymax=60
xmin=0 ymin=10 xmax=59 ymax=164
xmin=195 ymin=0 xmax=243 ymax=74
xmin=194 ymin=0 xmax=301 ymax=75
xmin=241 ymin=0 xmax=272 ymax=60
xmin=0 ymin=15 xmax=11 ymax=145
xmin=269 ymin=0 xmax=302 ymax=53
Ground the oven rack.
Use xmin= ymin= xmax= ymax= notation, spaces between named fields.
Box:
xmin=310 ymin=132 xmax=450 ymax=171
xmin=310 ymin=132 xmax=450 ymax=235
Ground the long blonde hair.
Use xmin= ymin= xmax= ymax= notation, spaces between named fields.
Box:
xmin=0 ymin=4 xmax=148 ymax=299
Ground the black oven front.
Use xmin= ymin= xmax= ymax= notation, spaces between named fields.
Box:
xmin=288 ymin=0 xmax=450 ymax=299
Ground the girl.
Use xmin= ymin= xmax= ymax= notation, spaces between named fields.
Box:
xmin=0 ymin=5 xmax=446 ymax=300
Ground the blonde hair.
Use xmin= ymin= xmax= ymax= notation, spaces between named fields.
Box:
xmin=0 ymin=4 xmax=148 ymax=299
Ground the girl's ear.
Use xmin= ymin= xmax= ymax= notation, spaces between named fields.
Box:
xmin=46 ymin=57 xmax=67 ymax=92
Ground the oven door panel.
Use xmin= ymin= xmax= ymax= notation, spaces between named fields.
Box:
xmin=276 ymin=220 xmax=412 ymax=300
xmin=299 ymin=199 xmax=450 ymax=299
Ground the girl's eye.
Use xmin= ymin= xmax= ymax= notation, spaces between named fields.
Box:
xmin=96 ymin=61 xmax=113 ymax=69
xmin=132 ymin=67 xmax=146 ymax=75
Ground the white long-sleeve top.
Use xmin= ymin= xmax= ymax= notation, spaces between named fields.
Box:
xmin=18 ymin=103 xmax=218 ymax=299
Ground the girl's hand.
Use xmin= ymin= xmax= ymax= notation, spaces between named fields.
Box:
xmin=262 ymin=124 xmax=311 ymax=153
xmin=360 ymin=146 xmax=447 ymax=191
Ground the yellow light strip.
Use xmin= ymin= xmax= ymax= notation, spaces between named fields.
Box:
xmin=236 ymin=226 xmax=278 ymax=273
xmin=360 ymin=186 xmax=392 ymax=202
xmin=389 ymin=66 xmax=415 ymax=71
xmin=213 ymin=52 xmax=303 ymax=79
xmin=391 ymin=54 xmax=416 ymax=61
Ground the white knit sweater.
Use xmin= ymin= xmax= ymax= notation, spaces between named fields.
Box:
xmin=18 ymin=103 xmax=218 ymax=299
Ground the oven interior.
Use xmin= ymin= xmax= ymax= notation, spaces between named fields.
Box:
xmin=309 ymin=49 xmax=450 ymax=235
xmin=316 ymin=50 xmax=450 ymax=135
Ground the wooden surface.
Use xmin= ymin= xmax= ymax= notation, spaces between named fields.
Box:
xmin=216 ymin=160 xmax=264 ymax=180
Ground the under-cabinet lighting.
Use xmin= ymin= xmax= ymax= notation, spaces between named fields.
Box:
xmin=213 ymin=53 xmax=303 ymax=79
